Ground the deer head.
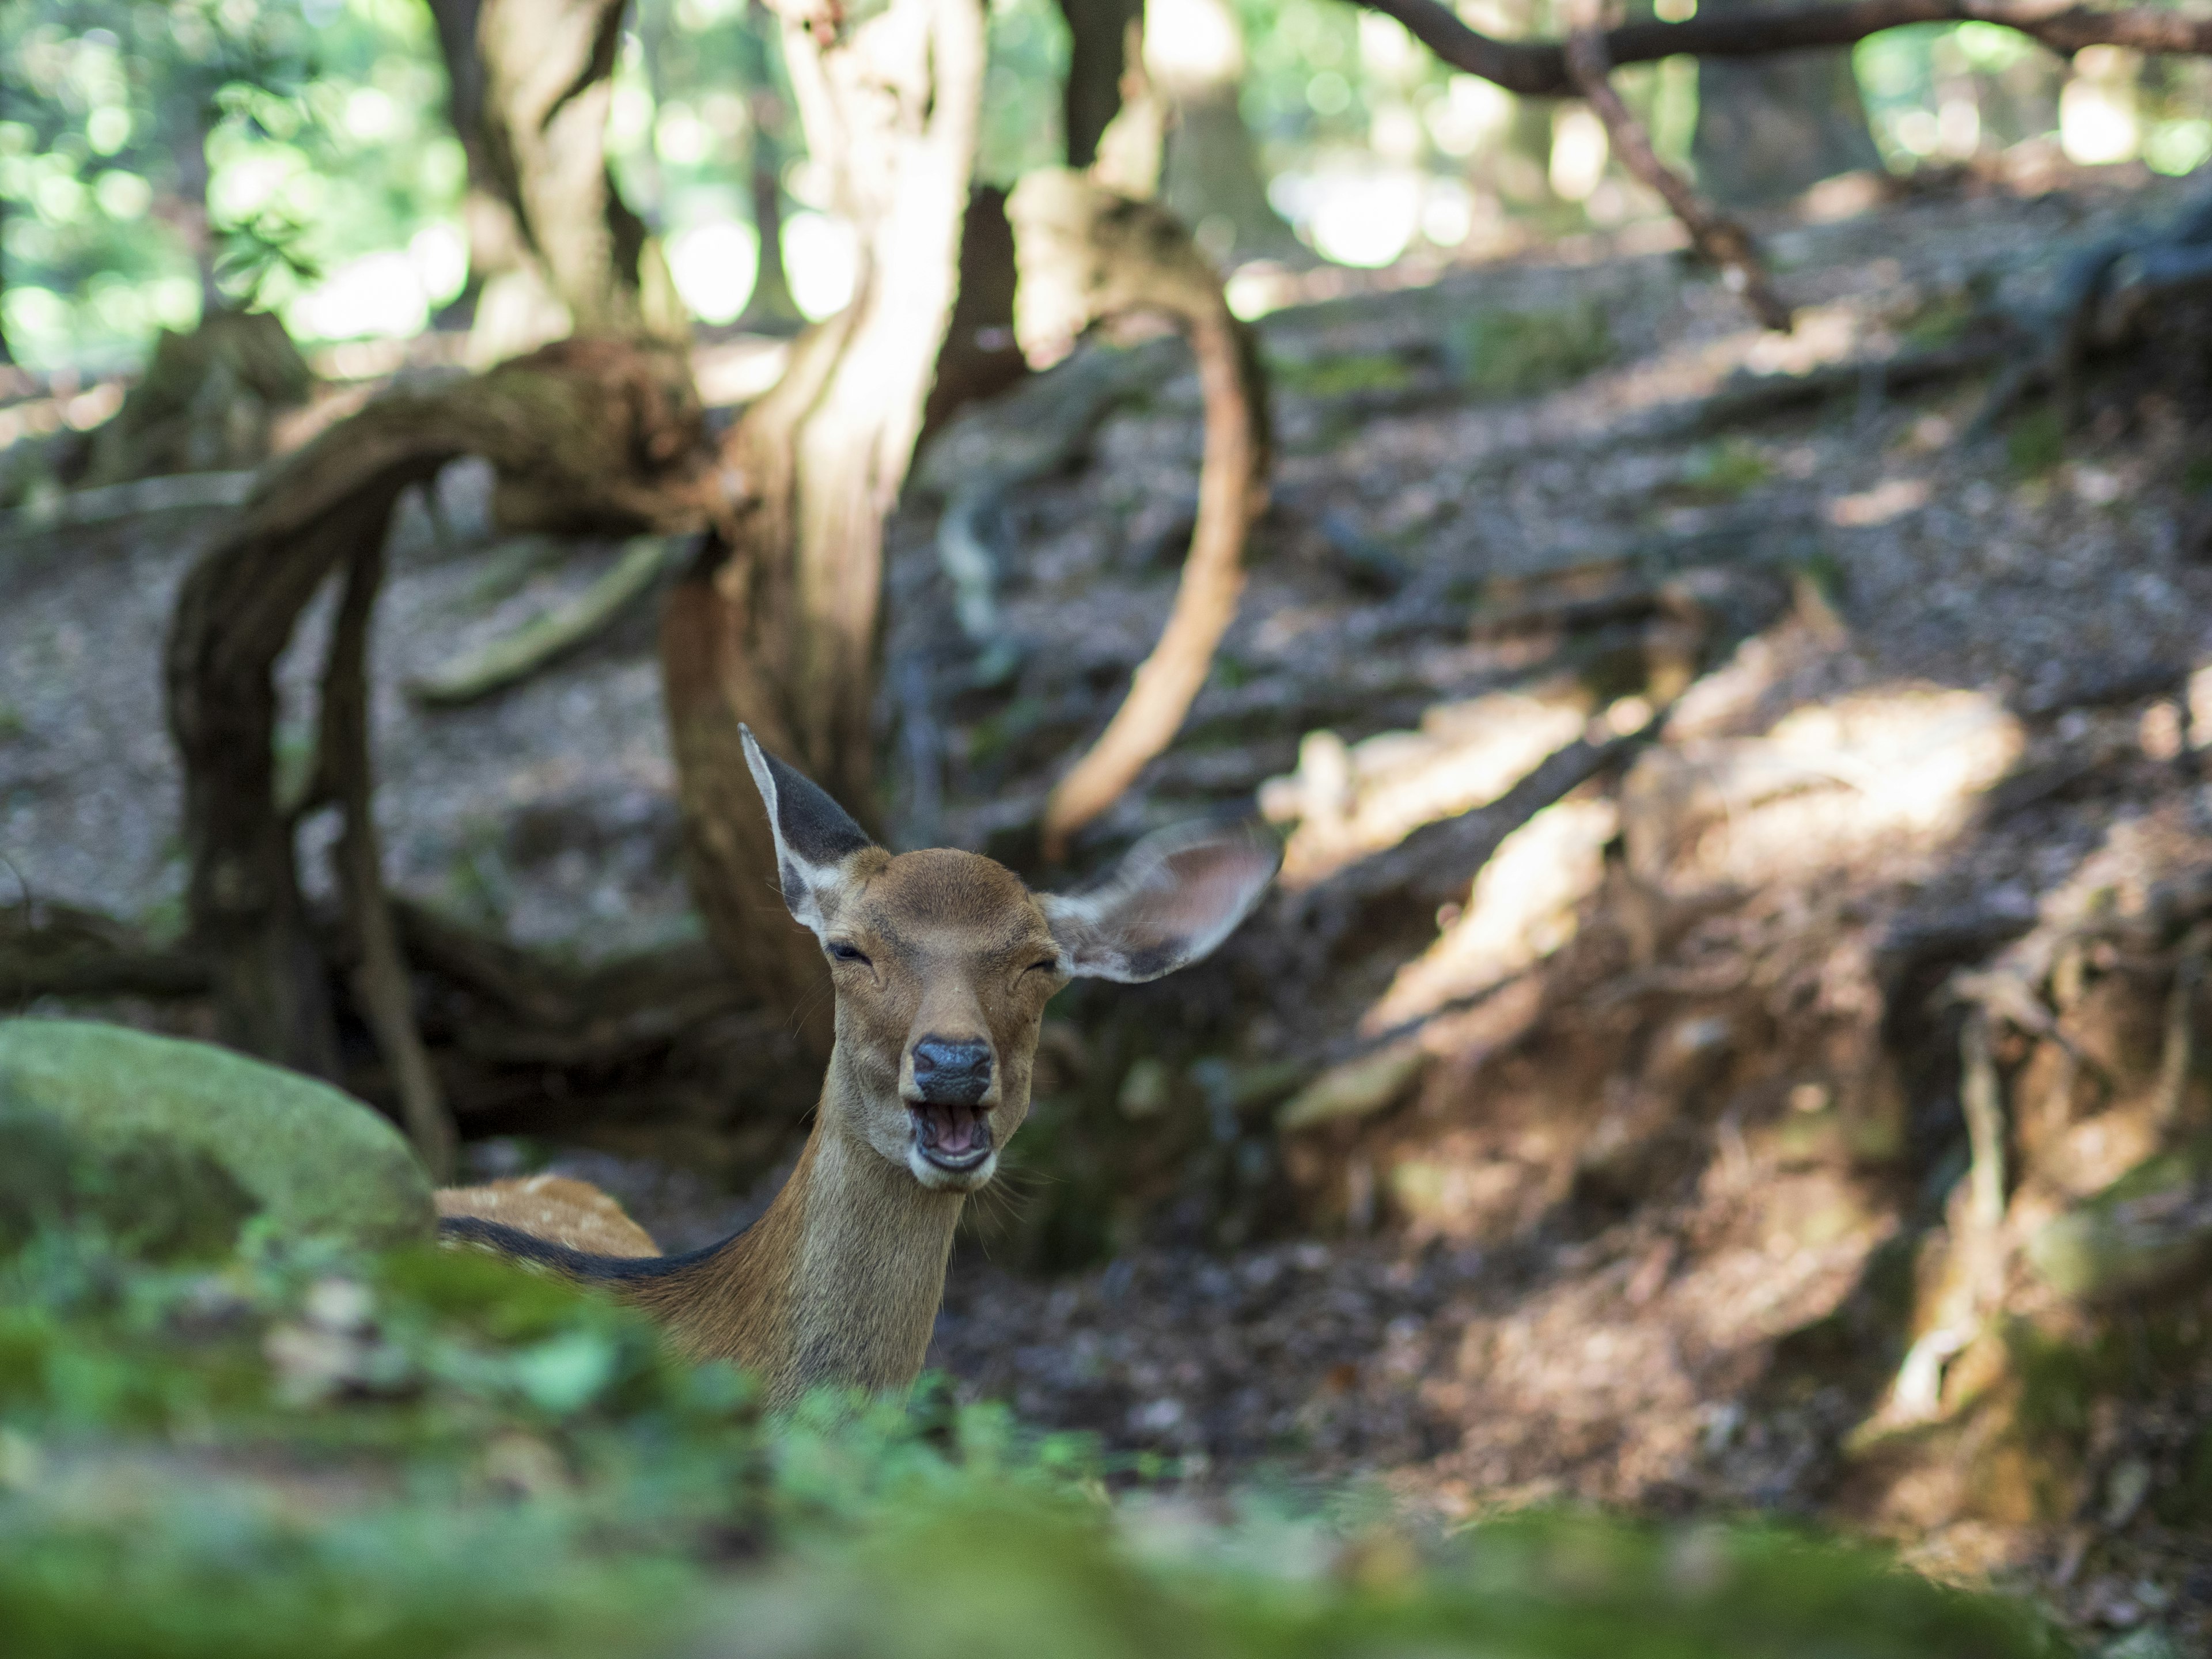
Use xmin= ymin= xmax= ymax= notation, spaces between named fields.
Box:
xmin=743 ymin=728 xmax=1278 ymax=1193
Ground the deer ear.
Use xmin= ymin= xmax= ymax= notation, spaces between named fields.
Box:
xmin=1040 ymin=822 xmax=1279 ymax=983
xmin=741 ymin=726 xmax=875 ymax=937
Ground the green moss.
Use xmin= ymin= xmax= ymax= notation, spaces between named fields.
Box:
xmin=1673 ymin=438 xmax=1773 ymax=502
xmin=0 ymin=1020 xmax=434 ymax=1253
xmin=1267 ymin=351 xmax=1412 ymax=400
xmin=2006 ymin=407 xmax=2065 ymax=478
xmin=1898 ymin=290 xmax=1979 ymax=350
xmin=2025 ymin=1137 xmax=2212 ymax=1304
xmin=0 ymin=1213 xmax=2074 ymax=1659
xmin=1450 ymin=303 xmax=1615 ymax=398
xmin=2004 ymin=1318 xmax=2109 ymax=1441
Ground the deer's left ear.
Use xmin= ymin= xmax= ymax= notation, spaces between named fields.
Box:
xmin=742 ymin=726 xmax=876 ymax=938
xmin=1040 ymin=822 xmax=1279 ymax=983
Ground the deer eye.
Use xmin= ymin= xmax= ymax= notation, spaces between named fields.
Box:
xmin=827 ymin=941 xmax=870 ymax=966
xmin=1025 ymin=957 xmax=1060 ymax=976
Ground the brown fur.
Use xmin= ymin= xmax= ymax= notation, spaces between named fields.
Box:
xmin=437 ymin=1175 xmax=662 ymax=1257
xmin=433 ymin=735 xmax=1272 ymax=1410
xmin=437 ymin=847 xmax=1066 ymax=1408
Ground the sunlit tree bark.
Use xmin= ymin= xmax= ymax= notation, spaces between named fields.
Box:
xmin=1058 ymin=0 xmax=1146 ymax=169
xmin=661 ymin=0 xmax=988 ymax=1052
xmin=431 ymin=0 xmax=681 ymax=340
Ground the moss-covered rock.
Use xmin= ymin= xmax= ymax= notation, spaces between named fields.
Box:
xmin=0 ymin=1108 xmax=255 ymax=1259
xmin=2026 ymin=1138 xmax=2212 ymax=1304
xmin=0 ymin=1020 xmax=434 ymax=1253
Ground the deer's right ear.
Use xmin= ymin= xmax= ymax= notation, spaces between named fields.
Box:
xmin=741 ymin=726 xmax=875 ymax=937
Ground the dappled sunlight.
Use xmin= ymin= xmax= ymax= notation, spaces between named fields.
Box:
xmin=1623 ymin=687 xmax=2024 ymax=890
xmin=1367 ymin=797 xmax=1615 ymax=1031
xmin=1259 ymin=692 xmax=1589 ymax=887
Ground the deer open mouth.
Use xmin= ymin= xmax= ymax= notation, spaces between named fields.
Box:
xmin=910 ymin=1100 xmax=992 ymax=1169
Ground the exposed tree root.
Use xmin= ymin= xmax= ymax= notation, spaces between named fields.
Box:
xmin=165 ymin=335 xmax=710 ymax=1075
xmin=1007 ymin=171 xmax=1271 ymax=861
xmin=0 ymin=904 xmax=209 ymax=1007
xmin=1972 ymin=188 xmax=2212 ymax=434
xmin=319 ymin=543 xmax=457 ymax=1181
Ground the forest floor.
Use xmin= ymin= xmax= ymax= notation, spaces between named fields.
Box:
xmin=7 ymin=161 xmax=2212 ymax=1653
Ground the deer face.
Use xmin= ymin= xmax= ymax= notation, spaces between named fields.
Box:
xmin=743 ymin=729 xmax=1278 ymax=1193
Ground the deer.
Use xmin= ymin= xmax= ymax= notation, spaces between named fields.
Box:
xmin=437 ymin=727 xmax=1278 ymax=1408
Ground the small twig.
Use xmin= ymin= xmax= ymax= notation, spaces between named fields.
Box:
xmin=2155 ymin=922 xmax=2212 ymax=1131
xmin=1959 ymin=1007 xmax=2007 ymax=1235
xmin=410 ymin=535 xmax=677 ymax=707
xmin=1563 ymin=16 xmax=1791 ymax=332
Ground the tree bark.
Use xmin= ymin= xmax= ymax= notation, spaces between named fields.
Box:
xmin=660 ymin=0 xmax=987 ymax=1054
xmin=426 ymin=0 xmax=533 ymax=310
xmin=922 ymin=184 xmax=1029 ymax=440
xmin=1146 ymin=0 xmax=1300 ymax=263
xmin=1059 ymin=0 xmax=1146 ymax=169
xmin=1355 ymin=0 xmax=2212 ymax=97
xmin=1691 ymin=0 xmax=1880 ymax=207
xmin=468 ymin=0 xmax=680 ymax=336
xmin=737 ymin=0 xmax=806 ymax=332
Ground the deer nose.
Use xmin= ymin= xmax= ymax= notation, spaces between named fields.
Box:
xmin=910 ymin=1037 xmax=993 ymax=1106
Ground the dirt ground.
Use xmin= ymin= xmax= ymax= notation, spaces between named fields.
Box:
xmin=9 ymin=162 xmax=2212 ymax=1650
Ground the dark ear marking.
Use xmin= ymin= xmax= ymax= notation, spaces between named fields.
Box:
xmin=741 ymin=726 xmax=876 ymax=937
xmin=750 ymin=738 xmax=871 ymax=866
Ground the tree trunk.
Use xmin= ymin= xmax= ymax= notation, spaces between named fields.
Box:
xmin=426 ymin=0 xmax=532 ymax=315
xmin=1691 ymin=0 xmax=1881 ymax=207
xmin=1059 ymin=0 xmax=1146 ymax=169
xmin=922 ymin=184 xmax=1029 ymax=439
xmin=1146 ymin=0 xmax=1300 ymax=263
xmin=660 ymin=0 xmax=987 ymax=1054
xmin=468 ymin=0 xmax=681 ymax=336
xmin=737 ymin=0 xmax=806 ymax=332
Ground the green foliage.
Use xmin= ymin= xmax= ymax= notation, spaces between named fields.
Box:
xmin=1673 ymin=438 xmax=1774 ymax=502
xmin=2006 ymin=408 xmax=2067 ymax=479
xmin=1267 ymin=350 xmax=1412 ymax=399
xmin=0 ymin=1171 xmax=2075 ymax=1659
xmin=1449 ymin=303 xmax=1615 ymax=399
xmin=3 ymin=0 xmax=460 ymax=366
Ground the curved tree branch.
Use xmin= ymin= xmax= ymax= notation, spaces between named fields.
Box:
xmin=1359 ymin=0 xmax=2212 ymax=97
xmin=1008 ymin=172 xmax=1270 ymax=861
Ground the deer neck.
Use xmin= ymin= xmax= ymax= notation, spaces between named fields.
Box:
xmin=645 ymin=1046 xmax=964 ymax=1407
